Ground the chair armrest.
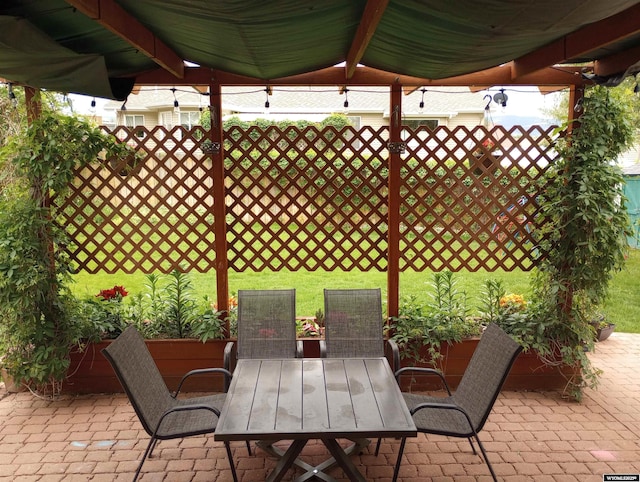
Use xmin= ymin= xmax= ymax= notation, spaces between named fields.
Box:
xmin=223 ymin=341 xmax=237 ymax=392
xmin=394 ymin=366 xmax=452 ymax=395
xmin=223 ymin=341 xmax=236 ymax=371
xmin=174 ymin=367 xmax=233 ymax=397
xmin=319 ymin=340 xmax=327 ymax=358
xmin=384 ymin=339 xmax=400 ymax=373
xmin=296 ymin=340 xmax=304 ymax=358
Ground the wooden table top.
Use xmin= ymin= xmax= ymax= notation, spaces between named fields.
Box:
xmin=215 ymin=357 xmax=417 ymax=442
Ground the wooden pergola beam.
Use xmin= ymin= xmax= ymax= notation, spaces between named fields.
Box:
xmin=66 ymin=0 xmax=185 ymax=79
xmin=345 ymin=0 xmax=390 ymax=79
xmin=595 ymin=44 xmax=640 ymax=77
xmin=512 ymin=3 xmax=640 ymax=79
xmin=135 ymin=63 xmax=587 ymax=88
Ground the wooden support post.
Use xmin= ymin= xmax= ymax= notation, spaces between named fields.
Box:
xmin=567 ymin=85 xmax=584 ymax=129
xmin=561 ymin=84 xmax=584 ymax=317
xmin=24 ymin=86 xmax=41 ymax=124
xmin=209 ymin=81 xmax=231 ymax=336
xmin=387 ymin=84 xmax=403 ymax=320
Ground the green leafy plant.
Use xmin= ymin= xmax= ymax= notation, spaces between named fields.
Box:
xmin=77 ymin=271 xmax=228 ymax=341
xmin=163 ymin=269 xmax=197 ymax=338
xmin=190 ymin=295 xmax=226 ymax=342
xmin=0 ymin=109 xmax=130 ymax=398
xmin=389 ymin=271 xmax=481 ymax=367
xmin=527 ymin=85 xmax=634 ymax=400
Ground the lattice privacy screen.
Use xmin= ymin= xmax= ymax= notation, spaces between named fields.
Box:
xmin=54 ymin=124 xmax=556 ymax=274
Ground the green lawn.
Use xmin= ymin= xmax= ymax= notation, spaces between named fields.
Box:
xmin=71 ymin=248 xmax=640 ymax=333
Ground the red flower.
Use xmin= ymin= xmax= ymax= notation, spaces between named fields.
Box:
xmin=97 ymin=285 xmax=128 ymax=301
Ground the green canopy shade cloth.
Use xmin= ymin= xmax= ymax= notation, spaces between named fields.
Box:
xmin=0 ymin=16 xmax=133 ymax=100
xmin=1 ymin=0 xmax=640 ymax=98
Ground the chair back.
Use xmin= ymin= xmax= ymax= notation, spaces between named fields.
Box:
xmin=102 ymin=325 xmax=174 ymax=436
xmin=323 ymin=288 xmax=385 ymax=358
xmin=453 ymin=323 xmax=522 ymax=432
xmin=237 ymin=289 xmax=297 ymax=359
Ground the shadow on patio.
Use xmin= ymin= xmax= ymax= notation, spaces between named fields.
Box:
xmin=1 ymin=333 xmax=639 ymax=482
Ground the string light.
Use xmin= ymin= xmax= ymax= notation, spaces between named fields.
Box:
xmin=419 ymin=88 xmax=426 ymax=111
xmin=117 ymin=85 xmax=554 ymax=118
xmin=171 ymin=87 xmax=180 ymax=113
xmin=91 ymin=98 xmax=96 ymax=108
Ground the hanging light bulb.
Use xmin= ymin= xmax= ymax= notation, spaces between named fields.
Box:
xmin=172 ymin=88 xmax=180 ymax=113
xmin=90 ymin=97 xmax=96 ymax=108
xmin=264 ymin=87 xmax=270 ymax=114
xmin=343 ymin=88 xmax=349 ymax=109
xmin=419 ymin=88 xmax=426 ymax=112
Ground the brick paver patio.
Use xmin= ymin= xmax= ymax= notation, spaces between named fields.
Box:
xmin=1 ymin=333 xmax=639 ymax=481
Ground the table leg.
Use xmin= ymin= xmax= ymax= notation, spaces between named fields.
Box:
xmin=258 ymin=438 xmax=369 ymax=482
xmin=322 ymin=439 xmax=367 ymax=482
xmin=265 ymin=439 xmax=308 ymax=482
xmin=258 ymin=441 xmax=335 ymax=482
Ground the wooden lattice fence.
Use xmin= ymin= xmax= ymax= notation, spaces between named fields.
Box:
xmin=54 ymin=124 xmax=556 ymax=274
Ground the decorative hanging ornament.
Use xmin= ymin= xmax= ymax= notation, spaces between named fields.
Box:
xmin=493 ymin=89 xmax=508 ymax=108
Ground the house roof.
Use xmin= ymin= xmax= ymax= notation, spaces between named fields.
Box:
xmin=108 ymin=85 xmax=485 ymax=117
xmin=623 ymin=164 xmax=640 ymax=176
xmin=2 ymin=1 xmax=640 ymax=100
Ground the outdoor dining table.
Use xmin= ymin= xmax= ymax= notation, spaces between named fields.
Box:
xmin=215 ymin=357 xmax=417 ymax=482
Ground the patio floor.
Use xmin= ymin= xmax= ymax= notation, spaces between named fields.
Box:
xmin=1 ymin=333 xmax=639 ymax=482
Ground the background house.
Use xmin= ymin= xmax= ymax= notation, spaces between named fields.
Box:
xmin=624 ymin=164 xmax=640 ymax=248
xmin=104 ymin=86 xmax=487 ymax=130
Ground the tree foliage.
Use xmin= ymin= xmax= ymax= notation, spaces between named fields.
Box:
xmin=199 ymin=111 xmax=352 ymax=132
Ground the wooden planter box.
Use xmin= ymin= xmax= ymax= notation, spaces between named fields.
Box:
xmin=65 ymin=338 xmax=323 ymax=394
xmin=64 ymin=337 xmax=577 ymax=394
xmin=65 ymin=338 xmax=229 ymax=394
xmin=396 ymin=338 xmax=578 ymax=392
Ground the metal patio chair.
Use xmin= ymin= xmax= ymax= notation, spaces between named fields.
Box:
xmin=224 ymin=289 xmax=301 ymax=457
xmin=102 ymin=325 xmax=238 ymax=482
xmin=223 ymin=289 xmax=301 ymax=381
xmin=390 ymin=323 xmax=523 ymax=482
xmin=321 ymin=288 xmax=399 ymax=370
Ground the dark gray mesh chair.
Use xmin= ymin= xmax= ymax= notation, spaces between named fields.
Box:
xmin=321 ymin=288 xmax=399 ymax=370
xmin=224 ymin=289 xmax=301 ymax=377
xmin=390 ymin=323 xmax=523 ymax=482
xmin=102 ymin=325 xmax=237 ymax=482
